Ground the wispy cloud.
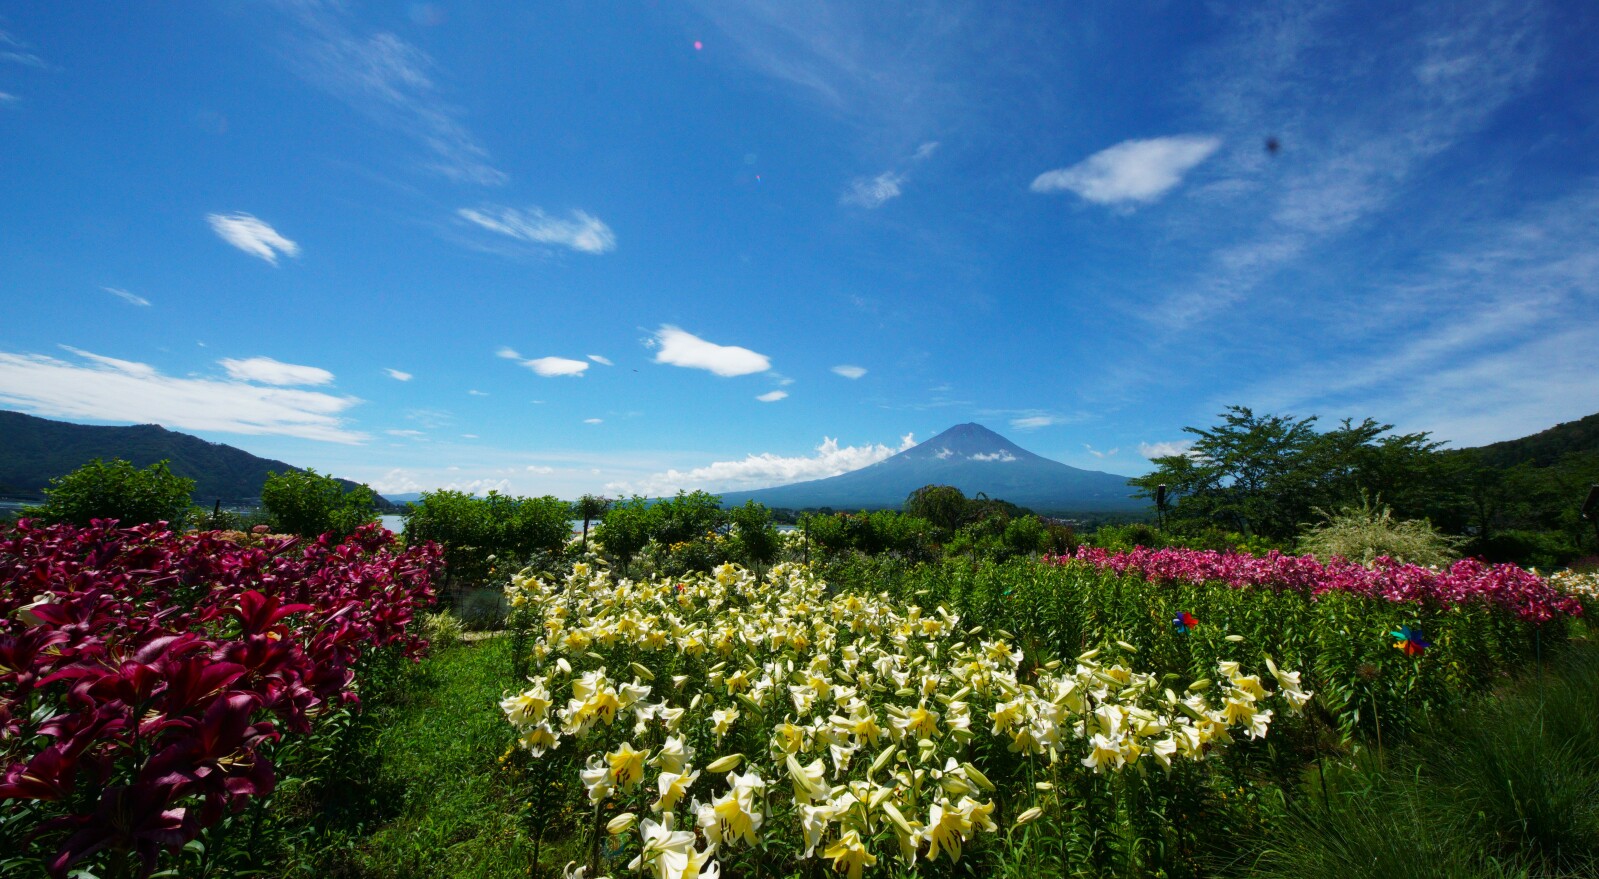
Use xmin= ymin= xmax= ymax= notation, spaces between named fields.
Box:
xmin=1240 ymin=180 xmax=1599 ymax=446
xmin=831 ymin=365 xmax=867 ymax=379
xmin=756 ymin=390 xmax=788 ymax=402
xmin=841 ymin=140 xmax=942 ymax=209
xmin=458 ymin=206 xmax=616 ymax=254
xmin=0 ymin=91 xmax=17 ymax=107
xmin=607 ymin=433 xmax=915 ymax=496
xmin=588 ymin=354 xmax=613 ymax=366
xmin=584 ymin=417 xmax=604 ymax=425
xmin=1154 ymin=2 xmax=1544 ymax=328
xmin=1032 ymin=135 xmax=1221 ymax=206
xmin=0 ymin=347 xmax=364 ymax=443
xmin=274 ymin=6 xmax=506 ymax=185
xmin=841 ymin=171 xmax=905 ymax=208
xmin=387 ymin=429 xmax=423 ymax=437
xmin=652 ymin=326 xmax=770 ymax=377
xmin=0 ymin=29 xmax=45 ymax=68
xmin=103 ymin=287 xmax=150 ymax=307
xmin=385 ymin=368 xmax=413 ymax=381
xmin=467 ymin=389 xmax=488 ymax=396
xmin=1009 ymin=415 xmax=1058 ymax=430
xmin=219 ymin=356 xmax=334 ymax=386
xmin=1083 ymin=444 xmax=1118 ymax=459
xmin=206 ymin=213 xmax=299 ymax=265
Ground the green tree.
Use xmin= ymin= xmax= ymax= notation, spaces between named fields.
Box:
xmin=25 ymin=458 xmax=195 ymax=528
xmin=597 ymin=497 xmax=652 ymax=575
xmin=573 ymin=494 xmax=611 ymax=550
xmin=260 ymin=468 xmax=378 ymax=538
xmin=1131 ymin=407 xmax=1448 ymax=542
xmin=729 ymin=500 xmax=782 ymax=578
xmin=647 ymin=490 xmax=726 ymax=545
xmin=904 ymin=485 xmax=969 ymax=534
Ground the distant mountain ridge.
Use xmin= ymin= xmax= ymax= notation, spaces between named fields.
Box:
xmin=719 ymin=423 xmax=1141 ymax=514
xmin=1466 ymin=411 xmax=1599 ymax=468
xmin=0 ymin=411 xmax=395 ymax=509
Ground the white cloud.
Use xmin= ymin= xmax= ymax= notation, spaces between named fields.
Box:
xmin=970 ymin=451 xmax=1017 ymax=462
xmin=933 ymin=447 xmax=954 ymax=460
xmin=387 ymin=429 xmax=423 ymax=437
xmin=652 ymin=326 xmax=770 ymax=377
xmin=526 ymin=465 xmax=554 ymax=474
xmin=756 ymin=390 xmax=788 ymax=402
xmin=841 ymin=171 xmax=906 ymax=209
xmin=1084 ymin=444 xmax=1119 ymax=459
xmin=0 ymin=91 xmax=16 ymax=106
xmin=102 ymin=287 xmax=149 ymax=307
xmin=385 ymin=368 xmax=413 ymax=381
xmin=219 ymin=356 xmax=334 ymax=387
xmin=1031 ymin=135 xmax=1221 ymax=205
xmin=0 ymin=347 xmax=365 ymax=443
xmin=461 ymin=434 xmax=478 ymax=439
xmin=588 ymin=354 xmax=613 ymax=366
xmin=206 ymin=213 xmax=299 ymax=265
xmin=1139 ymin=441 xmax=1195 ymax=460
xmin=1010 ymin=415 xmax=1058 ymax=430
xmin=831 ymin=364 xmax=867 ymax=379
xmin=607 ymin=433 xmax=916 ymax=496
xmin=584 ymin=418 xmax=604 ymax=424
xmin=458 ymin=206 xmax=616 ymax=254
xmin=496 ymin=346 xmax=523 ymax=360
xmin=467 ymin=389 xmax=488 ymax=396
xmin=523 ymin=356 xmax=589 ymax=377
xmin=914 ymin=141 xmax=939 ymax=160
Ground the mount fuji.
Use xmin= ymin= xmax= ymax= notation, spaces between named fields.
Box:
xmin=718 ymin=423 xmax=1142 ymax=514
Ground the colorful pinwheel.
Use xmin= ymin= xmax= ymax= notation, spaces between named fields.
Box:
xmin=1391 ymin=625 xmax=1430 ymax=656
xmin=1172 ymin=611 xmax=1199 ymax=633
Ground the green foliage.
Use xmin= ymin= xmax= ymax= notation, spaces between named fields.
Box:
xmin=1247 ymin=646 xmax=1599 ymax=878
xmin=728 ymin=500 xmax=781 ymax=575
xmin=1298 ymin=495 xmax=1464 ymax=566
xmin=261 ymin=467 xmax=379 ymax=538
xmin=800 ymin=509 xmax=935 ymax=561
xmin=596 ymin=496 xmax=652 ymax=574
xmin=1131 ymin=406 xmax=1448 ymax=542
xmin=904 ymin=483 xmax=970 ymax=532
xmin=23 ymin=457 xmax=195 ymax=527
xmin=405 ymin=490 xmax=572 ymax=585
xmin=645 ymin=490 xmax=726 ymax=545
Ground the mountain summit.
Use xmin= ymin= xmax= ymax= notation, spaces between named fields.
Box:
xmin=719 ymin=423 xmax=1140 ymax=513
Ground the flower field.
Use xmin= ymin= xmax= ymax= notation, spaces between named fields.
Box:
xmin=0 ymin=520 xmax=442 ymax=877
xmin=3 ymin=519 xmax=1590 ymax=879
xmin=495 ymin=548 xmax=1583 ymax=879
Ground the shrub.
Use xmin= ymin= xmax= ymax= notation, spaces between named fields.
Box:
xmin=260 ymin=468 xmax=379 ymax=539
xmin=405 ymin=490 xmax=573 ymax=586
xmin=1298 ymin=496 xmax=1462 ymax=567
xmin=23 ymin=458 xmax=195 ymax=528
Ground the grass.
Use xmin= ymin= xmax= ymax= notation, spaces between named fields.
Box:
xmin=287 ymin=636 xmax=573 ymax=878
xmin=1239 ymin=642 xmax=1599 ymax=879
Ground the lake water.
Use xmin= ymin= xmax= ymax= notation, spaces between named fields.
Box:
xmin=377 ymin=515 xmax=594 ymax=536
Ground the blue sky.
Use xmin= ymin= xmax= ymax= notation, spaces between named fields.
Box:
xmin=3 ymin=1 xmax=1598 ymax=500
